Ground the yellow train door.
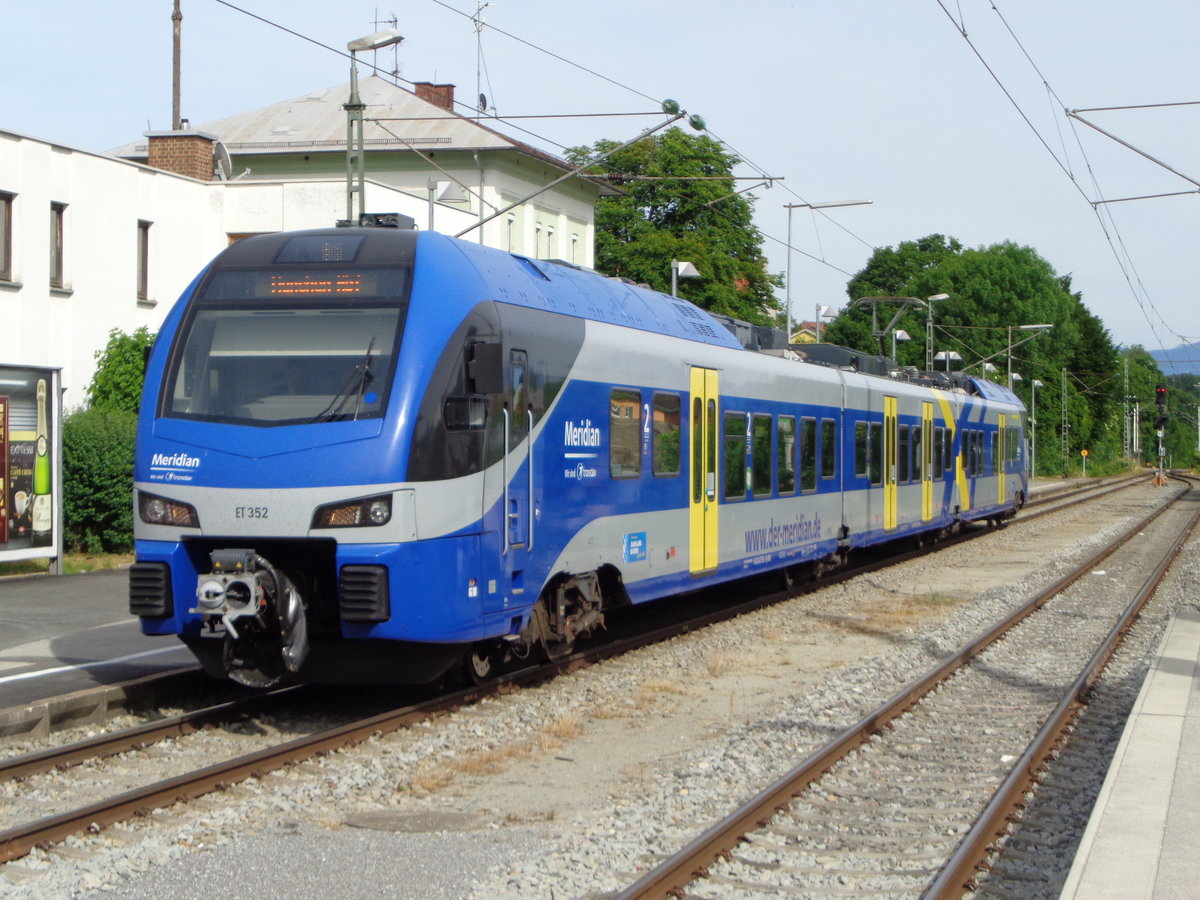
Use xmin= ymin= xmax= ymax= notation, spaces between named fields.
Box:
xmin=689 ymin=367 xmax=719 ymax=573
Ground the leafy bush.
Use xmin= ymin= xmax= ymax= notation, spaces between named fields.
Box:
xmin=87 ymin=326 xmax=155 ymax=413
xmin=62 ymin=408 xmax=137 ymax=552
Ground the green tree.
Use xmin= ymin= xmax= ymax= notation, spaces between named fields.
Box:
xmin=62 ymin=408 xmax=138 ymax=552
xmin=827 ymin=235 xmax=1124 ymax=476
xmin=569 ymin=128 xmax=782 ymax=324
xmin=87 ymin=326 xmax=155 ymax=413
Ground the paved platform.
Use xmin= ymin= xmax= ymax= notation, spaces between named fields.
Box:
xmin=1061 ymin=606 xmax=1200 ymax=899
xmin=0 ymin=570 xmax=194 ymax=713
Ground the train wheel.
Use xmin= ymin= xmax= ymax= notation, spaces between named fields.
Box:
xmin=464 ymin=642 xmax=502 ymax=684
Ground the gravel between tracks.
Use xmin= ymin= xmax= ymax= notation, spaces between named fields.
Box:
xmin=2 ymin=481 xmax=1195 ymax=899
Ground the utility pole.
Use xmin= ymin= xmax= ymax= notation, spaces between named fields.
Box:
xmin=1061 ymin=367 xmax=1069 ymax=476
xmin=1122 ymin=357 xmax=1130 ymax=461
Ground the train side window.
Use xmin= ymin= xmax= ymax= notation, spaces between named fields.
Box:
xmin=945 ymin=428 xmax=955 ymax=474
xmin=723 ymin=412 xmax=748 ymax=500
xmin=509 ymin=350 xmax=529 ymax=450
xmin=821 ymin=418 xmax=837 ymax=480
xmin=933 ymin=427 xmax=944 ymax=478
xmin=854 ymin=421 xmax=868 ymax=479
xmin=692 ymin=398 xmax=703 ymax=502
xmin=991 ymin=430 xmax=999 ymax=475
xmin=778 ymin=416 xmax=796 ymax=494
xmin=868 ymin=422 xmax=883 ymax=485
xmin=898 ymin=424 xmax=910 ymax=484
xmin=652 ymin=392 xmax=681 ymax=477
xmin=978 ymin=431 xmax=985 ymax=476
xmin=751 ymin=414 xmax=772 ymax=497
xmin=609 ymin=387 xmax=642 ymax=479
xmin=800 ymin=416 xmax=817 ymax=492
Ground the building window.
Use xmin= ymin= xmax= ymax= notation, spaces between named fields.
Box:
xmin=0 ymin=191 xmax=13 ymax=282
xmin=533 ymin=223 xmax=542 ymax=259
xmin=137 ymin=220 xmax=152 ymax=300
xmin=49 ymin=202 xmax=66 ymax=288
xmin=506 ymin=214 xmax=516 ymax=253
xmin=570 ymin=233 xmax=578 ymax=264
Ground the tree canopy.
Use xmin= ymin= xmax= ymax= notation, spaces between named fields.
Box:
xmin=569 ymin=128 xmax=781 ymax=324
xmin=823 ymin=234 xmax=1197 ymax=474
xmin=86 ymin=326 xmax=155 ymax=413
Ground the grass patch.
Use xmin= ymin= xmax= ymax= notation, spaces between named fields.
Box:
xmin=0 ymin=552 xmax=134 ymax=577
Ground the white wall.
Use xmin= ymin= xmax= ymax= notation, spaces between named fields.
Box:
xmin=0 ymin=131 xmax=477 ymax=408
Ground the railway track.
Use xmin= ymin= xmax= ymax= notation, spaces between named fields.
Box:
xmin=0 ymin=474 xmax=1157 ymax=870
xmin=616 ymin=475 xmax=1198 ymax=899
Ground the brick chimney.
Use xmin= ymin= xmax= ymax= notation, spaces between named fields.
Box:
xmin=414 ymin=82 xmax=456 ymax=112
xmin=145 ymin=130 xmax=218 ymax=181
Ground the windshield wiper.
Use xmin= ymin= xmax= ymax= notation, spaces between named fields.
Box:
xmin=308 ymin=335 xmax=375 ymax=424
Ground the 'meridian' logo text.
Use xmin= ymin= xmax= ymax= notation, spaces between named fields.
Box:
xmin=151 ymin=451 xmax=201 ymax=469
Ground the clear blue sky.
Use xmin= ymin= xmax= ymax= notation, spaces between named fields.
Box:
xmin=5 ymin=1 xmax=1198 ymax=365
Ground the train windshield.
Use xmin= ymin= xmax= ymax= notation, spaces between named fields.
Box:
xmin=161 ymin=266 xmax=409 ymax=427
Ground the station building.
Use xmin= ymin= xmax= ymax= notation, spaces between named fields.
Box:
xmin=1 ymin=76 xmax=606 ymax=406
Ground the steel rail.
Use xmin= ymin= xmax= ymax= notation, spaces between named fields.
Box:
xmin=0 ymin=686 xmax=304 ymax=783
xmin=926 ymin=475 xmax=1200 ymax=897
xmin=615 ymin=478 xmax=1189 ymax=900
xmin=0 ymin=473 xmax=1151 ymax=865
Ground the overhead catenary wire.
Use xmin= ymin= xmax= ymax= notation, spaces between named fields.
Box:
xmin=937 ymin=0 xmax=1198 ymax=372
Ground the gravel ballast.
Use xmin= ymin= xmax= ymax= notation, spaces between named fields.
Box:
xmin=2 ymin=482 xmax=1195 ymax=899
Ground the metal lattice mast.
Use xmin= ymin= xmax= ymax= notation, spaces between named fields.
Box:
xmin=1061 ymin=367 xmax=1069 ymax=476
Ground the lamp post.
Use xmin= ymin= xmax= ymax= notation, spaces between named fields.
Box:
xmin=1031 ymin=378 xmax=1044 ymax=478
xmin=784 ymin=200 xmax=871 ymax=344
xmin=934 ymin=350 xmax=961 ymax=371
xmin=671 ymin=259 xmax=700 ymax=297
xmin=815 ymin=305 xmax=834 ymax=343
xmin=1007 ymin=323 xmax=1053 ymax=389
xmin=924 ymin=293 xmax=949 ymax=370
xmin=891 ymin=329 xmax=910 ymax=362
xmin=345 ymin=28 xmax=404 ymax=224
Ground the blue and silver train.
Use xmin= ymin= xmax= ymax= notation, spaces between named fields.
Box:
xmin=129 ymin=225 xmax=1028 ymax=686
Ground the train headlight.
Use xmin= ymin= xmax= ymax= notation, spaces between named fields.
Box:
xmin=139 ymin=492 xmax=200 ymax=528
xmin=311 ymin=493 xmax=392 ymax=528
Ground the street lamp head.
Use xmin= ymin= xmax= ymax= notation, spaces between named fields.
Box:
xmin=1032 ymin=379 xmax=1044 ymax=388
xmin=1011 ymin=372 xmax=1023 ymax=382
xmin=348 ymin=28 xmax=404 ymax=52
xmin=927 ymin=293 xmax=950 ymax=302
xmin=1019 ymin=323 xmax=1054 ymax=331
xmin=785 ymin=199 xmax=873 ymax=210
xmin=894 ymin=330 xmax=911 ymax=341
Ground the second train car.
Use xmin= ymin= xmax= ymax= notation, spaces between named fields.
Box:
xmin=129 ymin=225 xmax=1027 ymax=686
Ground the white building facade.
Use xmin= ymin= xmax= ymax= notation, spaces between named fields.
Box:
xmin=0 ymin=130 xmax=477 ymax=406
xmin=2 ymin=77 xmax=604 ymax=406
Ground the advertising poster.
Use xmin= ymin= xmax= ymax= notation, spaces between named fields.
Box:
xmin=0 ymin=366 xmax=61 ymax=563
